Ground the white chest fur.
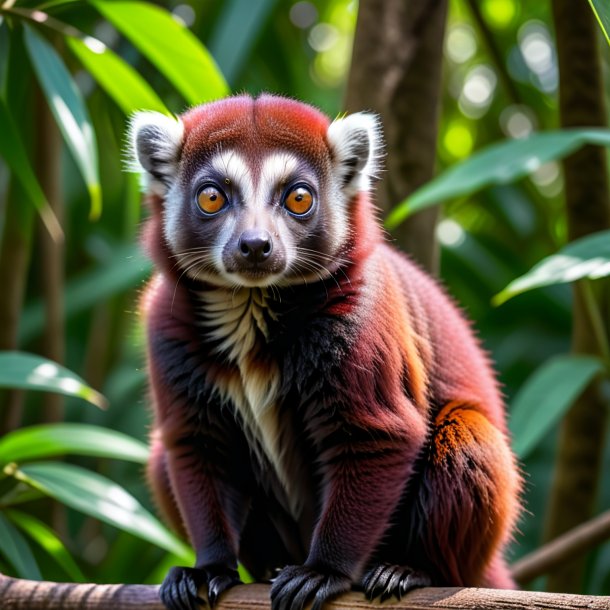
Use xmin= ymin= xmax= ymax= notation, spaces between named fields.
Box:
xmin=196 ymin=288 xmax=301 ymax=515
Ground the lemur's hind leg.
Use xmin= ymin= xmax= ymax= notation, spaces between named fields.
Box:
xmin=363 ymin=402 xmax=519 ymax=600
xmin=147 ymin=431 xmax=186 ymax=538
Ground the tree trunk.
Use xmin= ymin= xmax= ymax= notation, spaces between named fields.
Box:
xmin=544 ymin=0 xmax=610 ymax=593
xmin=344 ymin=0 xmax=448 ymax=275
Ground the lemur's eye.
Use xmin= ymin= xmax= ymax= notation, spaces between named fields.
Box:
xmin=284 ymin=186 xmax=314 ymax=216
xmin=196 ymin=185 xmax=227 ymax=215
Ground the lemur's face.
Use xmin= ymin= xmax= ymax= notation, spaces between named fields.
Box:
xmin=130 ymin=96 xmax=380 ymax=288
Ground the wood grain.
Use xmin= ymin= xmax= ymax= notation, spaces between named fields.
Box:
xmin=1 ymin=577 xmax=609 ymax=610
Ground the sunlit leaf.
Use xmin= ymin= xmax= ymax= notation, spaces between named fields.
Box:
xmin=386 ymin=129 xmax=610 ymax=228
xmin=24 ymin=25 xmax=102 ymax=219
xmin=93 ymin=1 xmax=229 ymax=105
xmin=0 ymin=99 xmax=63 ymax=241
xmin=0 ymin=352 xmax=107 ymax=409
xmin=0 ymin=512 xmax=41 ymax=579
xmin=494 ymin=230 xmax=610 ymax=305
xmin=510 ymin=355 xmax=605 ymax=459
xmin=12 ymin=462 xmax=191 ymax=560
xmin=19 ymin=244 xmax=151 ymax=344
xmin=588 ymin=0 xmax=610 ymax=46
xmin=5 ymin=510 xmax=85 ymax=582
xmin=67 ymin=36 xmax=167 ymax=115
xmin=0 ymin=423 xmax=148 ymax=466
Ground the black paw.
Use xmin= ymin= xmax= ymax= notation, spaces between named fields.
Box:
xmin=271 ymin=564 xmax=351 ymax=610
xmin=206 ymin=565 xmax=241 ymax=607
xmin=159 ymin=565 xmax=241 ymax=610
xmin=361 ymin=563 xmax=431 ymax=601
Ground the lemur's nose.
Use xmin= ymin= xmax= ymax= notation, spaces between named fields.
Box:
xmin=238 ymin=229 xmax=273 ymax=263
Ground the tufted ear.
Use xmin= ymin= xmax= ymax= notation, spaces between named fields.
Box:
xmin=128 ymin=111 xmax=184 ymax=192
xmin=327 ymin=112 xmax=383 ymax=197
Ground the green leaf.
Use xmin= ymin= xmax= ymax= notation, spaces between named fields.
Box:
xmin=588 ymin=0 xmax=610 ymax=46
xmin=0 ymin=21 xmax=9 ymax=95
xmin=0 ymin=423 xmax=148 ymax=466
xmin=13 ymin=462 xmax=191 ymax=560
xmin=494 ymin=230 xmax=610 ymax=305
xmin=0 ymin=99 xmax=63 ymax=241
xmin=209 ymin=0 xmax=278 ymax=84
xmin=66 ymin=36 xmax=167 ymax=115
xmin=0 ymin=352 xmax=107 ymax=409
xmin=509 ymin=355 xmax=605 ymax=459
xmin=93 ymin=1 xmax=229 ymax=105
xmin=24 ymin=25 xmax=102 ymax=219
xmin=386 ymin=129 xmax=610 ymax=229
xmin=5 ymin=510 xmax=85 ymax=582
xmin=0 ymin=512 xmax=41 ymax=579
xmin=19 ymin=244 xmax=152 ymax=344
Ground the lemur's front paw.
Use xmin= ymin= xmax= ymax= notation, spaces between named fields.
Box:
xmin=270 ymin=564 xmax=351 ymax=610
xmin=159 ymin=565 xmax=241 ymax=610
xmin=361 ymin=563 xmax=431 ymax=601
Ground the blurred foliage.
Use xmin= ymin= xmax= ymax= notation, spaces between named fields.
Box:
xmin=0 ymin=0 xmax=609 ymax=596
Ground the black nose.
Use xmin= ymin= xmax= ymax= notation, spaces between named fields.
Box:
xmin=238 ymin=229 xmax=273 ymax=263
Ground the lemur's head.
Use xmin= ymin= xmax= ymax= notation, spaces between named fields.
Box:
xmin=129 ymin=95 xmax=382 ymax=288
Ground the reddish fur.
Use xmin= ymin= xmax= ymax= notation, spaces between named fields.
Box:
xmin=139 ymin=95 xmax=521 ymax=609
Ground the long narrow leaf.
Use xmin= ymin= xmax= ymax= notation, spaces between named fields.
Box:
xmin=93 ymin=1 xmax=228 ymax=105
xmin=12 ymin=462 xmax=191 ymax=560
xmin=0 ymin=99 xmax=62 ymax=241
xmin=24 ymin=25 xmax=102 ymax=219
xmin=494 ymin=230 xmax=610 ymax=304
xmin=0 ymin=423 xmax=148 ymax=465
xmin=0 ymin=512 xmax=42 ymax=579
xmin=67 ymin=36 xmax=167 ymax=115
xmin=19 ymin=244 xmax=151 ymax=344
xmin=588 ymin=0 xmax=610 ymax=46
xmin=209 ymin=0 xmax=279 ymax=84
xmin=386 ymin=129 xmax=610 ymax=228
xmin=5 ymin=510 xmax=85 ymax=582
xmin=0 ymin=352 xmax=107 ymax=409
xmin=509 ymin=355 xmax=605 ymax=459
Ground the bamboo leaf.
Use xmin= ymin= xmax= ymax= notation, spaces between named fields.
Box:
xmin=386 ymin=129 xmax=610 ymax=229
xmin=24 ymin=25 xmax=102 ymax=219
xmin=66 ymin=36 xmax=167 ymax=115
xmin=588 ymin=0 xmax=610 ymax=46
xmin=0 ymin=423 xmax=148 ymax=466
xmin=12 ymin=462 xmax=191 ymax=560
xmin=494 ymin=230 xmax=610 ymax=305
xmin=509 ymin=355 xmax=605 ymax=459
xmin=0 ymin=352 xmax=107 ymax=409
xmin=5 ymin=510 xmax=85 ymax=582
xmin=209 ymin=0 xmax=279 ymax=84
xmin=0 ymin=99 xmax=63 ymax=241
xmin=19 ymin=244 xmax=151 ymax=344
xmin=0 ymin=512 xmax=42 ymax=579
xmin=93 ymin=1 xmax=229 ymax=105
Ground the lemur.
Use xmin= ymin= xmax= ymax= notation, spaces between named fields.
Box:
xmin=130 ymin=94 xmax=520 ymax=610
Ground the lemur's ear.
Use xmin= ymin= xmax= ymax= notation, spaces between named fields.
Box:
xmin=327 ymin=112 xmax=383 ymax=196
xmin=128 ymin=111 xmax=184 ymax=192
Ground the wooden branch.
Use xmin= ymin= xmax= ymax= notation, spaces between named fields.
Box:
xmin=1 ymin=577 xmax=609 ymax=610
xmin=512 ymin=509 xmax=610 ymax=584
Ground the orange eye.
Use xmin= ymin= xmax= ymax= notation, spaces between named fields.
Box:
xmin=197 ymin=185 xmax=226 ymax=215
xmin=284 ymin=186 xmax=314 ymax=216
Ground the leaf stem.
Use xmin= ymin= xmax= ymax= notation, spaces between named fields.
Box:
xmin=579 ymin=279 xmax=610 ymax=368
